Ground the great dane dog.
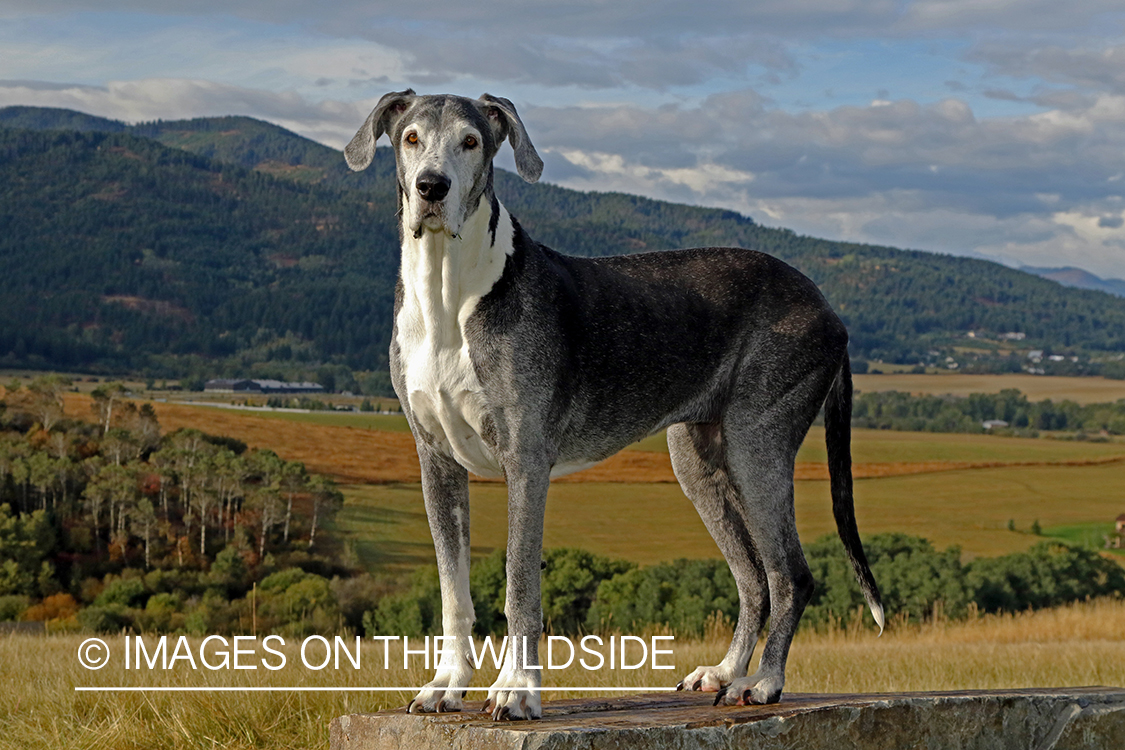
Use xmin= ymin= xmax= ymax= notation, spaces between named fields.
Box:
xmin=345 ymin=90 xmax=884 ymax=720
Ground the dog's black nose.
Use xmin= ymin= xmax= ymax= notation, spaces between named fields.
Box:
xmin=416 ymin=172 xmax=451 ymax=202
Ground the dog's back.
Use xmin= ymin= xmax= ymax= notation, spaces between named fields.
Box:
xmin=470 ymin=232 xmax=849 ymax=466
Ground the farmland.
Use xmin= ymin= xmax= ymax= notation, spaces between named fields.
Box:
xmin=44 ymin=386 xmax=1124 ymax=568
xmin=853 ymin=373 xmax=1125 ymax=404
xmin=335 ymin=457 xmax=1125 ymax=570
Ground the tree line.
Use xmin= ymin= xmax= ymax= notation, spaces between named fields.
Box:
xmin=850 ymin=388 xmax=1125 ymax=435
xmin=367 ymin=536 xmax=1125 ymax=639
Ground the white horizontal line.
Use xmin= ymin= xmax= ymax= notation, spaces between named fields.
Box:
xmin=74 ymin=686 xmax=677 ymax=693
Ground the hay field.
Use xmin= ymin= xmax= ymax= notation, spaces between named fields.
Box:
xmin=6 ymin=599 xmax=1122 ymax=750
xmin=852 ymin=373 xmax=1125 ymax=404
xmin=58 ymin=394 xmax=1125 ymax=490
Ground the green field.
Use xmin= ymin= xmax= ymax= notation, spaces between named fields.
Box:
xmin=1043 ymin=522 xmax=1124 ymax=556
xmin=332 ymin=455 xmax=1125 ymax=569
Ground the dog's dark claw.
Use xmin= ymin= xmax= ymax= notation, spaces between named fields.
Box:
xmin=406 ymin=699 xmax=416 ymax=713
xmin=497 ymin=706 xmax=511 ymax=721
xmin=742 ymin=689 xmax=754 ymax=705
xmin=436 ymin=699 xmax=447 ymax=713
xmin=692 ymin=678 xmax=703 ymax=691
xmin=481 ymin=699 xmax=493 ymax=714
xmin=461 ymin=690 xmax=467 ymax=700
xmin=675 ymin=680 xmax=685 ymax=691
xmin=713 ymin=687 xmax=728 ymax=706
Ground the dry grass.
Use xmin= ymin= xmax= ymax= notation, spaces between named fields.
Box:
xmin=784 ymin=598 xmax=1125 ymax=694
xmin=4 ymin=599 xmax=1121 ymax=750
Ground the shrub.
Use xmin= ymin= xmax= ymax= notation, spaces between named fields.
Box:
xmin=805 ymin=533 xmax=970 ymax=625
xmin=331 ymin=574 xmax=396 ymax=635
xmin=363 ymin=567 xmax=440 ymax=638
xmin=0 ymin=594 xmax=30 ymax=621
xmin=22 ymin=592 xmax=78 ymax=622
xmin=259 ymin=567 xmax=309 ymax=593
xmin=587 ymin=558 xmax=738 ymax=636
xmin=78 ymin=604 xmax=133 ymax=633
xmin=95 ymin=577 xmax=148 ymax=608
xmin=360 ymin=548 xmax=633 ymax=638
xmin=967 ymin=542 xmax=1125 ymax=613
xmin=135 ymin=592 xmax=180 ymax=632
xmin=208 ymin=545 xmax=250 ymax=598
xmin=541 ymin=548 xmax=634 ymax=635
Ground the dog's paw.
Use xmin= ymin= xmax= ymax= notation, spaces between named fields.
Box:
xmin=675 ymin=664 xmax=738 ymax=693
xmin=483 ymin=672 xmax=542 ymax=720
xmin=712 ymin=672 xmax=784 ymax=706
xmin=406 ymin=670 xmax=471 ymax=714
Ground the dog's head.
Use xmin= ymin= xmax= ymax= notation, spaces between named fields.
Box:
xmin=345 ymin=91 xmax=542 ymax=238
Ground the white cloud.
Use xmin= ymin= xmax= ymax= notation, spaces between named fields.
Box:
xmin=5 ymin=2 xmax=1125 ymax=278
xmin=0 ymin=79 xmax=368 ymax=143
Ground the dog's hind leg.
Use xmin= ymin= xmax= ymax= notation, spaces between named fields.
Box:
xmin=669 ymin=422 xmax=770 ymax=694
xmin=712 ymin=391 xmax=823 ymax=706
xmin=407 ymin=446 xmax=475 ymax=714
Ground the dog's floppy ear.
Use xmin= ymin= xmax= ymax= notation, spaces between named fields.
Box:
xmin=344 ymin=89 xmax=416 ymax=171
xmin=478 ymin=94 xmax=543 ymax=183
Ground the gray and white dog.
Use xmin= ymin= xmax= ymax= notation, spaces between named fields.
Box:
xmin=345 ymin=90 xmax=884 ymax=720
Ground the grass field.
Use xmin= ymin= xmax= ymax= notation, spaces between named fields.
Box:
xmin=334 ymin=455 xmax=1125 ymax=568
xmin=6 ymin=598 xmax=1122 ymax=750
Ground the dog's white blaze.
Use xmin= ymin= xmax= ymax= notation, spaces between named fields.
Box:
xmin=397 ymin=197 xmax=512 ymax=478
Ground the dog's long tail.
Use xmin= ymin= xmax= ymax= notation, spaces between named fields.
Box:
xmin=823 ymin=354 xmax=885 ymax=634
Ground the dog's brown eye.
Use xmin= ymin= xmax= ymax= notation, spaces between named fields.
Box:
xmin=464 ymin=135 xmax=478 ymax=149
xmin=405 ymin=132 xmax=418 ymax=145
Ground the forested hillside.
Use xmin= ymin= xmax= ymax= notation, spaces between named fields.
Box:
xmin=2 ymin=105 xmax=1125 ymax=387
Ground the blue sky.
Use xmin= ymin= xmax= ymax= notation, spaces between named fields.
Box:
xmin=2 ymin=1 xmax=1125 ymax=278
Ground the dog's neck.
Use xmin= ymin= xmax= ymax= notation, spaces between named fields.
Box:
xmin=398 ymin=193 xmax=512 ymax=346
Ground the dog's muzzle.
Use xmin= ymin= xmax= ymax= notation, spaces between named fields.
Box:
xmin=412 ymin=171 xmax=453 ymax=238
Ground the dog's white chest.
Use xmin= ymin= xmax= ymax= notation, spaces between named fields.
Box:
xmin=396 ymin=203 xmax=511 ymax=478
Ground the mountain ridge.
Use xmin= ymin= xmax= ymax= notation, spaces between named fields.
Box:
xmin=1021 ymin=266 xmax=1125 ymax=298
xmin=2 ymin=105 xmax=1124 ymax=386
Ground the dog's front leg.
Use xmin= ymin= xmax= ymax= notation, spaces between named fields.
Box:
xmin=407 ymin=445 xmax=475 ymax=714
xmin=485 ymin=456 xmax=550 ymax=720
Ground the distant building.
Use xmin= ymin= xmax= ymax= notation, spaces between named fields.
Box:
xmin=204 ymin=379 xmax=325 ymax=394
xmin=982 ymin=420 xmax=1009 ymax=430
xmin=1107 ymin=514 xmax=1125 ymax=550
xmin=999 ymin=332 xmax=1026 ymax=341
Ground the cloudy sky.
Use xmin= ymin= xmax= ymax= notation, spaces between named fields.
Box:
xmin=3 ymin=2 xmax=1125 ymax=278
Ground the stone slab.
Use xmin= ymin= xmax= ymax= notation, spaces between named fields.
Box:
xmin=330 ymin=687 xmax=1125 ymax=750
